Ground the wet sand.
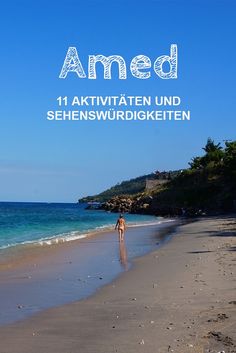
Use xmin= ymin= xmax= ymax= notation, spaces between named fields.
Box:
xmin=0 ymin=221 xmax=177 ymax=325
xmin=0 ymin=216 xmax=236 ymax=353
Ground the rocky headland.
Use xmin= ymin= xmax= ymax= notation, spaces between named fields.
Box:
xmin=82 ymin=139 xmax=236 ymax=217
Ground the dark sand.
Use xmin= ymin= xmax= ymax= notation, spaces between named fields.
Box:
xmin=0 ymin=216 xmax=236 ymax=353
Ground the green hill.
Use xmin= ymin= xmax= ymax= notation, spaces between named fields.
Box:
xmin=79 ymin=173 xmax=155 ymax=202
xmin=151 ymin=138 xmax=236 ymax=214
xmin=80 ymin=139 xmax=236 ymax=216
xmin=79 ymin=170 xmax=180 ymax=203
xmin=143 ymin=139 xmax=236 ymax=215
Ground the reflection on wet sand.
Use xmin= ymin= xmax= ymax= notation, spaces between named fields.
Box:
xmin=119 ymin=240 xmax=128 ymax=270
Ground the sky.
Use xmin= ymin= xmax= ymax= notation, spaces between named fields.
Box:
xmin=0 ymin=0 xmax=235 ymax=202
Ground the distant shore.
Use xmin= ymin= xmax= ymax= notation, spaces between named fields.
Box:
xmin=0 ymin=216 xmax=235 ymax=353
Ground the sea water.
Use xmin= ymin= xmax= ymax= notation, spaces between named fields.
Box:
xmin=0 ymin=202 xmax=177 ymax=325
xmin=0 ymin=202 xmax=161 ymax=251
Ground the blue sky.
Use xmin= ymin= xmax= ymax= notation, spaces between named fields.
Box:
xmin=0 ymin=0 xmax=235 ymax=202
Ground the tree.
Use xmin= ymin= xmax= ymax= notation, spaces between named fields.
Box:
xmin=189 ymin=139 xmax=223 ymax=170
xmin=189 ymin=156 xmax=203 ymax=170
xmin=201 ymin=138 xmax=224 ymax=168
xmin=203 ymin=138 xmax=222 ymax=154
xmin=224 ymin=141 xmax=236 ymax=173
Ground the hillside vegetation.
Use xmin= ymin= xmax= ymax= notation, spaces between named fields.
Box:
xmin=80 ymin=139 xmax=236 ymax=216
xmin=145 ymin=139 xmax=236 ymax=215
xmin=79 ymin=174 xmax=153 ymax=203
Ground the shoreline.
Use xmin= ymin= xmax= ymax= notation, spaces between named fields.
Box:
xmin=0 ymin=217 xmax=171 ymax=270
xmin=0 ymin=215 xmax=235 ymax=353
xmin=0 ymin=219 xmax=179 ymax=325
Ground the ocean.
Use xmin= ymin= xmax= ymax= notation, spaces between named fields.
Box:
xmin=0 ymin=202 xmax=177 ymax=325
xmin=0 ymin=202 xmax=162 ymax=251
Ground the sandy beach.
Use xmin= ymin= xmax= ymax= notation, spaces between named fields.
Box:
xmin=0 ymin=216 xmax=235 ymax=353
xmin=0 ymin=221 xmax=177 ymax=325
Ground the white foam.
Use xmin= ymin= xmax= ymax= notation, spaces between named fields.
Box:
xmin=0 ymin=232 xmax=89 ymax=250
xmin=127 ymin=219 xmax=175 ymax=228
xmin=0 ymin=218 xmax=174 ymax=251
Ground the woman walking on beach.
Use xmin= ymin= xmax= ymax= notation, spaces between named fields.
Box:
xmin=115 ymin=214 xmax=126 ymax=242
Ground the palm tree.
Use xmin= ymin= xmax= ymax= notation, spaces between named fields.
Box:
xmin=203 ymin=138 xmax=222 ymax=153
xmin=202 ymin=138 xmax=224 ymax=168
